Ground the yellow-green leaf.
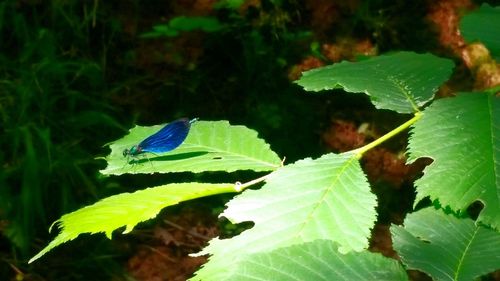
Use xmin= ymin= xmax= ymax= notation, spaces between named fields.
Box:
xmin=29 ymin=182 xmax=236 ymax=263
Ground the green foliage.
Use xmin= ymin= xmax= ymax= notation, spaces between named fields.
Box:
xmin=28 ymin=183 xmax=236 ymax=263
xmin=193 ymin=151 xmax=377 ymax=279
xmin=296 ymin=52 xmax=454 ymax=113
xmin=392 ymin=208 xmax=500 ymax=281
xmin=31 ymin=48 xmax=499 ymax=280
xmin=0 ymin=0 xmax=120 ymax=256
xmin=226 ymin=240 xmax=408 ymax=281
xmin=31 ymin=121 xmax=280 ymax=261
xmin=214 ymin=0 xmax=246 ymax=9
xmin=140 ymin=16 xmax=224 ymax=38
xmin=408 ymin=93 xmax=500 ymax=229
xmin=460 ymin=4 xmax=500 ymax=60
xmin=101 ymin=120 xmax=282 ymax=175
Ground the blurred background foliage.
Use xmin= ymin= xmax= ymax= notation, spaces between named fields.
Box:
xmin=0 ymin=0 xmax=496 ymax=280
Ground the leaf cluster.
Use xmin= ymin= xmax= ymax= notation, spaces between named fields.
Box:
xmin=27 ymin=3 xmax=500 ymax=281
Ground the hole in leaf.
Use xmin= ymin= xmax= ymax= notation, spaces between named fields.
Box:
xmin=466 ymin=200 xmax=484 ymax=220
xmin=218 ymin=218 xmax=254 ymax=239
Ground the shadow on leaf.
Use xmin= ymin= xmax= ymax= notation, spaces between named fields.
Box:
xmin=130 ymin=151 xmax=209 ymax=164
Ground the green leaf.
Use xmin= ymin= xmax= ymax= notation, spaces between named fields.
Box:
xmin=227 ymin=240 xmax=408 ymax=281
xmin=169 ymin=16 xmax=223 ymax=32
xmin=29 ymin=183 xmax=236 ymax=263
xmin=391 ymin=208 xmax=500 ymax=281
xmin=140 ymin=16 xmax=224 ymax=38
xmin=296 ymin=52 xmax=454 ymax=114
xmin=101 ymin=120 xmax=281 ymax=175
xmin=140 ymin=24 xmax=179 ymax=38
xmin=407 ymin=93 xmax=500 ymax=229
xmin=214 ymin=0 xmax=245 ymax=9
xmin=192 ymin=152 xmax=377 ymax=280
xmin=460 ymin=4 xmax=500 ymax=60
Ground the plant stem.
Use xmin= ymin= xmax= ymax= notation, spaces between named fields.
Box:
xmin=353 ymin=112 xmax=423 ymax=158
xmin=234 ymin=113 xmax=422 ymax=191
xmin=234 ymin=173 xmax=273 ymax=192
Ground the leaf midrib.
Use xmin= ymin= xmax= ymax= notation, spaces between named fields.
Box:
xmin=487 ymin=95 xmax=500 ymax=212
xmin=454 ymin=227 xmax=479 ymax=281
xmin=293 ymin=154 xmax=358 ymax=240
xmin=382 ymin=71 xmax=419 ymax=112
xmin=183 ymin=142 xmax=280 ymax=168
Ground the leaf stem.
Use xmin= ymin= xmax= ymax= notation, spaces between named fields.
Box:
xmin=234 ymin=173 xmax=273 ymax=192
xmin=232 ymin=113 xmax=422 ymax=191
xmin=353 ymin=112 xmax=423 ymax=158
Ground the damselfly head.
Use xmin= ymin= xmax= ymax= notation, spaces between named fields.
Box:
xmin=123 ymin=145 xmax=141 ymax=157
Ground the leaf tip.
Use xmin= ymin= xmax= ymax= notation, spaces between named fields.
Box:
xmin=105 ymin=231 xmax=113 ymax=239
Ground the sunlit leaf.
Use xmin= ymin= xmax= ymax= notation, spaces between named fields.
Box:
xmin=392 ymin=208 xmax=500 ymax=281
xmin=191 ymin=152 xmax=377 ymax=280
xmin=29 ymin=183 xmax=236 ymax=263
xmin=101 ymin=120 xmax=281 ymax=175
xmin=296 ymin=52 xmax=454 ymax=113
xmin=407 ymin=93 xmax=500 ymax=229
xmin=228 ymin=240 xmax=408 ymax=281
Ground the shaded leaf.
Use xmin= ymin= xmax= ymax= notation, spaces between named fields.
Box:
xmin=170 ymin=16 xmax=223 ymax=32
xmin=230 ymin=240 xmax=408 ymax=281
xmin=391 ymin=208 xmax=500 ymax=281
xmin=460 ymin=4 xmax=500 ymax=60
xmin=407 ymin=93 xmax=500 ymax=229
xmin=214 ymin=0 xmax=245 ymax=9
xmin=140 ymin=16 xmax=223 ymax=38
xmin=296 ymin=52 xmax=454 ymax=114
xmin=192 ymin=152 xmax=377 ymax=280
xmin=101 ymin=120 xmax=281 ymax=175
xmin=29 ymin=183 xmax=236 ymax=263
